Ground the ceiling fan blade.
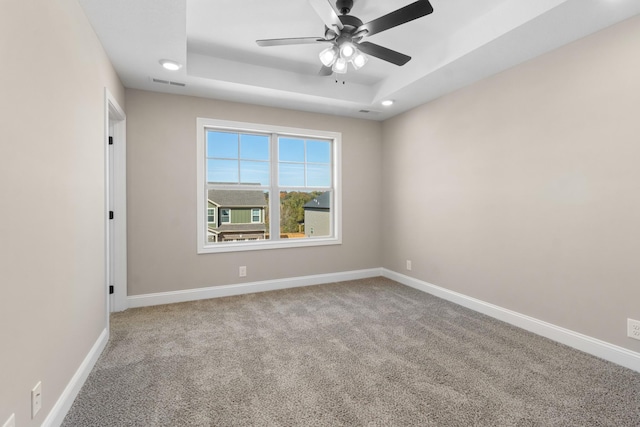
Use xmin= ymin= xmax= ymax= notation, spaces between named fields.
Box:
xmin=357 ymin=0 xmax=433 ymax=37
xmin=357 ymin=41 xmax=411 ymax=66
xmin=256 ymin=37 xmax=329 ymax=47
xmin=319 ymin=65 xmax=333 ymax=76
xmin=308 ymin=0 xmax=344 ymax=31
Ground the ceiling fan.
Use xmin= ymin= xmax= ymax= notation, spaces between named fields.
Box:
xmin=256 ymin=0 xmax=434 ymax=75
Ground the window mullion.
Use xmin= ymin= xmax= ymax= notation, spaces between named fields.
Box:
xmin=237 ymin=133 xmax=241 ymax=184
xmin=270 ymin=133 xmax=279 ymax=241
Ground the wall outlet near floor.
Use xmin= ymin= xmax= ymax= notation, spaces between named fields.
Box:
xmin=2 ymin=414 xmax=15 ymax=427
xmin=239 ymin=266 xmax=247 ymax=277
xmin=31 ymin=381 xmax=42 ymax=418
xmin=628 ymin=318 xmax=640 ymax=340
xmin=406 ymin=260 xmax=412 ymax=271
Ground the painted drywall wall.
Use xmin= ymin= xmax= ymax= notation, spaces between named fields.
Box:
xmin=125 ymin=89 xmax=382 ymax=295
xmin=0 ymin=0 xmax=124 ymax=425
xmin=382 ymin=15 xmax=640 ymax=353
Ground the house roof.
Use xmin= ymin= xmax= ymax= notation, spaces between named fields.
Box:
xmin=304 ymin=192 xmax=330 ymax=210
xmin=208 ymin=189 xmax=267 ymax=207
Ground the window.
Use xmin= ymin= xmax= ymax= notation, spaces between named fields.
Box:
xmin=220 ymin=209 xmax=230 ymax=224
xmin=197 ymin=118 xmax=341 ymax=253
xmin=251 ymin=208 xmax=261 ymax=223
xmin=207 ymin=208 xmax=216 ymax=224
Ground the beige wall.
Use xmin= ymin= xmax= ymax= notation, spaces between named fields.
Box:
xmin=0 ymin=0 xmax=124 ymax=425
xmin=382 ymin=15 xmax=640 ymax=353
xmin=125 ymin=89 xmax=382 ymax=295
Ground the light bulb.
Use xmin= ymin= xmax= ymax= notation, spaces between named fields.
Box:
xmin=340 ymin=43 xmax=355 ymax=59
xmin=332 ymin=57 xmax=347 ymax=74
xmin=159 ymin=59 xmax=182 ymax=71
xmin=319 ymin=46 xmax=338 ymax=67
xmin=351 ymin=52 xmax=368 ymax=70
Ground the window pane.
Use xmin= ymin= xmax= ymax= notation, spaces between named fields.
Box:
xmin=307 ymin=164 xmax=331 ymax=187
xmin=240 ymin=134 xmax=269 ymax=161
xmin=304 ymin=191 xmax=331 ymax=238
xmin=207 ymin=131 xmax=238 ymax=158
xmin=279 ymin=191 xmax=311 ymax=239
xmin=307 ymin=140 xmax=331 ymax=163
xmin=279 ymin=163 xmax=305 ymax=187
xmin=207 ymin=159 xmax=238 ymax=183
xmin=206 ymin=189 xmax=270 ymax=243
xmin=279 ymin=138 xmax=305 ymax=162
xmin=240 ymin=160 xmax=270 ymax=185
xmin=280 ymin=191 xmax=330 ymax=239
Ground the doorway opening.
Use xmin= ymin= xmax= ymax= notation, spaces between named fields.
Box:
xmin=105 ymin=89 xmax=126 ymax=314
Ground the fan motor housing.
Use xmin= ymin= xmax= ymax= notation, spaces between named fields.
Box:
xmin=338 ymin=14 xmax=363 ymax=30
xmin=325 ymin=14 xmax=363 ymax=41
xmin=336 ymin=0 xmax=354 ymax=15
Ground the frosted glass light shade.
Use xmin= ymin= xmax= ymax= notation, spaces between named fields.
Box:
xmin=352 ymin=52 xmax=368 ymax=69
xmin=319 ymin=46 xmax=338 ymax=67
xmin=340 ymin=43 xmax=356 ymax=60
xmin=332 ymin=57 xmax=348 ymax=74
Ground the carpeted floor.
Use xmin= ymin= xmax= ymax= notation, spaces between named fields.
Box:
xmin=62 ymin=277 xmax=640 ymax=426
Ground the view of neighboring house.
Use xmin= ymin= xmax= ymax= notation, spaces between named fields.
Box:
xmin=207 ymin=189 xmax=267 ymax=242
xmin=303 ymin=192 xmax=331 ymax=237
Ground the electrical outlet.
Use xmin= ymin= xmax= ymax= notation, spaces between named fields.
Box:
xmin=239 ymin=266 xmax=247 ymax=277
xmin=628 ymin=318 xmax=640 ymax=340
xmin=2 ymin=414 xmax=15 ymax=427
xmin=406 ymin=260 xmax=412 ymax=271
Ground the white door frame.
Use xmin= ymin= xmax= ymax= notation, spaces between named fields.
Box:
xmin=105 ymin=88 xmax=127 ymax=314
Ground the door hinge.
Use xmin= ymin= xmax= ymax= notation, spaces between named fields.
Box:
xmin=109 ymin=136 xmax=113 ymax=145
xmin=109 ymin=211 xmax=114 ymax=220
xmin=109 ymin=285 xmax=114 ymax=294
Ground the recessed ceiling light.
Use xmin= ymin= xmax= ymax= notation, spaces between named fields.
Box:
xmin=381 ymin=100 xmax=394 ymax=107
xmin=159 ymin=59 xmax=182 ymax=71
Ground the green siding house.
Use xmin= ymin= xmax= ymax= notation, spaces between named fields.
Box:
xmin=207 ymin=189 xmax=267 ymax=242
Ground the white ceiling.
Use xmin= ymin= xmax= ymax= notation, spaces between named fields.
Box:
xmin=78 ymin=0 xmax=640 ymax=121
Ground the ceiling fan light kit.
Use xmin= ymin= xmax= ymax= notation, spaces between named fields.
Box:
xmin=319 ymin=41 xmax=366 ymax=72
xmin=257 ymin=0 xmax=434 ymax=75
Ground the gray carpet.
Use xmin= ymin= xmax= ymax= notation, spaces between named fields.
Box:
xmin=62 ymin=277 xmax=640 ymax=426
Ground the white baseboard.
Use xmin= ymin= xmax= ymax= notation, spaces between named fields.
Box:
xmin=383 ymin=268 xmax=640 ymax=373
xmin=127 ymin=268 xmax=383 ymax=309
xmin=42 ymin=328 xmax=109 ymax=427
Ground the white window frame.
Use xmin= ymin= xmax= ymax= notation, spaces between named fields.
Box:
xmin=197 ymin=118 xmax=342 ymax=254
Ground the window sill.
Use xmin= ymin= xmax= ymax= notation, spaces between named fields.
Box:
xmin=197 ymin=236 xmax=342 ymax=254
